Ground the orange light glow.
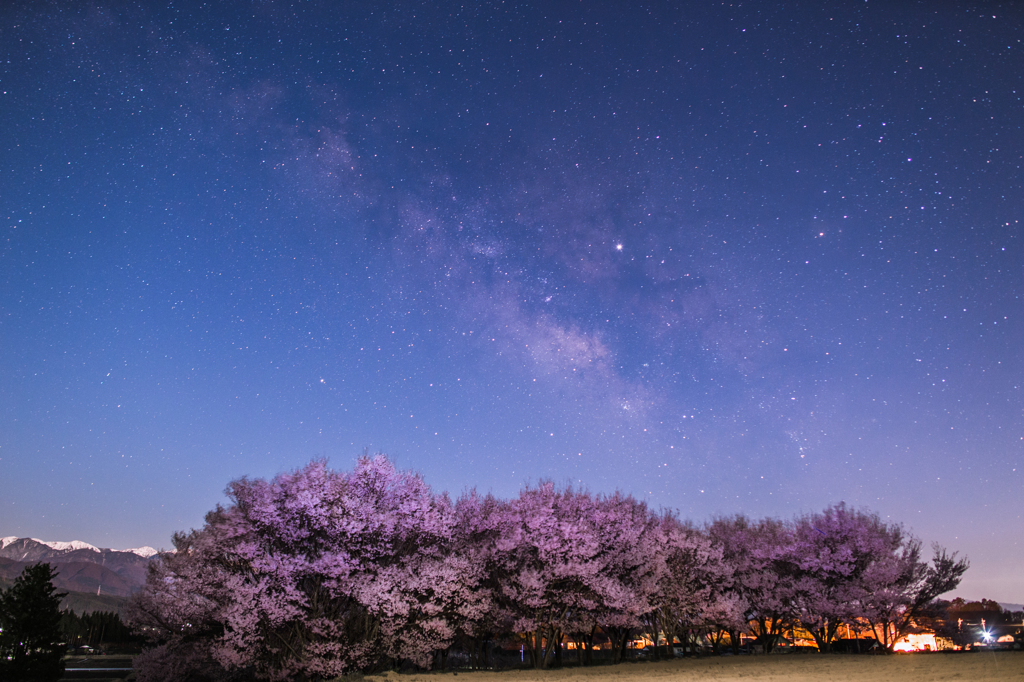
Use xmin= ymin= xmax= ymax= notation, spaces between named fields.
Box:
xmin=893 ymin=633 xmax=938 ymax=652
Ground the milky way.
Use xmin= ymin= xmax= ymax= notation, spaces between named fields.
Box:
xmin=1 ymin=1 xmax=1021 ymax=602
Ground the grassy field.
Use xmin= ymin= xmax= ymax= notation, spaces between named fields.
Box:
xmin=368 ymin=651 xmax=1024 ymax=682
xmin=57 ymin=650 xmax=1024 ymax=681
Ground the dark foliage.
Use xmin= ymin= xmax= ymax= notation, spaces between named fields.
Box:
xmin=61 ymin=609 xmax=142 ymax=649
xmin=0 ymin=563 xmax=68 ymax=682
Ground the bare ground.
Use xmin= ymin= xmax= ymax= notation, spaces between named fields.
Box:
xmin=371 ymin=651 xmax=1024 ymax=682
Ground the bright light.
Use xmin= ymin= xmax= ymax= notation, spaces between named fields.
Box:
xmin=893 ymin=633 xmax=938 ymax=652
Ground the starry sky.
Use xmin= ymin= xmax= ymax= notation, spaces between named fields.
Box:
xmin=1 ymin=1 xmax=1022 ymax=602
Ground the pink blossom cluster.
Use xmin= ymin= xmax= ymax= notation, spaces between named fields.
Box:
xmin=125 ymin=457 xmax=966 ymax=681
xmin=707 ymin=505 xmax=967 ymax=654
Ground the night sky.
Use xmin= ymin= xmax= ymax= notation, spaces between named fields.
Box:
xmin=1 ymin=1 xmax=1021 ymax=602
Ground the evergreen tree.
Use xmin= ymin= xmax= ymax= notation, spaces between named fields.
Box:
xmin=0 ymin=563 xmax=68 ymax=682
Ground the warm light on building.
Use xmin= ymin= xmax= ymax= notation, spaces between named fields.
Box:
xmin=893 ymin=633 xmax=938 ymax=652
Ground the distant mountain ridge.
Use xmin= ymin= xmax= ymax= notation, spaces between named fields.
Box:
xmin=0 ymin=536 xmax=158 ymax=558
xmin=0 ymin=536 xmax=162 ymax=598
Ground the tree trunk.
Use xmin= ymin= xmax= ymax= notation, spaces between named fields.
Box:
xmin=570 ymin=629 xmax=595 ymax=667
xmin=541 ymin=625 xmax=560 ymax=669
xmin=662 ymin=621 xmax=679 ymax=659
xmin=648 ymin=612 xmax=661 ymax=660
xmin=811 ymin=625 xmax=827 ymax=653
xmin=528 ymin=631 xmax=539 ymax=668
xmin=729 ymin=628 xmax=741 ymax=654
xmin=756 ymin=616 xmax=785 ymax=654
xmin=605 ymin=626 xmax=624 ymax=664
xmin=527 ymin=625 xmax=559 ymax=669
xmin=708 ymin=628 xmax=726 ymax=655
xmin=873 ymin=619 xmax=897 ymax=653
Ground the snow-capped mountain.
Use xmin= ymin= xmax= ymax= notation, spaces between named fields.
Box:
xmin=37 ymin=539 xmax=99 ymax=552
xmin=0 ymin=535 xmax=156 ymax=558
xmin=0 ymin=537 xmax=163 ymax=597
xmin=121 ymin=546 xmax=160 ymax=558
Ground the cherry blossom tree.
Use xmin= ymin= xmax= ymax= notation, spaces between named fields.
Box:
xmin=707 ymin=515 xmax=796 ymax=654
xmin=652 ymin=516 xmax=734 ymax=657
xmin=590 ymin=493 xmax=662 ymax=664
xmin=125 ymin=511 xmax=258 ymax=682
xmin=484 ymin=483 xmax=609 ymax=669
xmin=478 ymin=483 xmax=669 ymax=669
xmin=127 ymin=456 xmax=483 ymax=681
xmin=633 ymin=516 xmax=712 ymax=658
xmin=440 ymin=490 xmax=502 ymax=669
xmin=125 ymin=455 xmax=969 ymax=677
xmin=784 ymin=503 xmax=904 ymax=653
xmin=858 ymin=543 xmax=968 ymax=652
